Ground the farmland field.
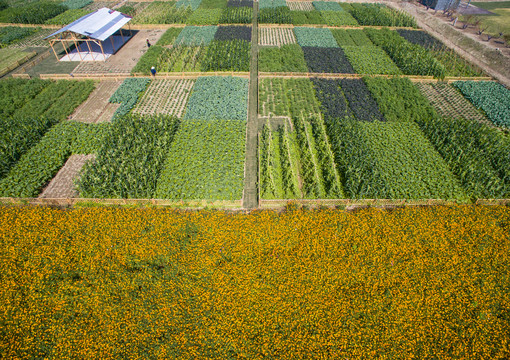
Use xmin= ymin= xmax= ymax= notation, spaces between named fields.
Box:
xmin=0 ymin=1 xmax=508 ymax=204
xmin=133 ymin=79 xmax=195 ymax=118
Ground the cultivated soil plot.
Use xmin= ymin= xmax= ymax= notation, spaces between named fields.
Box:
xmin=39 ymin=154 xmax=96 ymax=199
xmin=70 ymin=80 xmax=123 ymax=123
xmin=133 ymin=79 xmax=195 ymax=118
xmin=258 ymin=27 xmax=296 ymax=46
xmin=287 ymin=1 xmax=314 ymax=11
xmin=415 ymin=82 xmax=488 ymax=123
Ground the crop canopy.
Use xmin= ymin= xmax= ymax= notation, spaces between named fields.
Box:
xmin=45 ymin=7 xmax=132 ymax=42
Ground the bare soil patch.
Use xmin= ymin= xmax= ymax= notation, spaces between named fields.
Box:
xmin=70 ymin=80 xmax=123 ymax=123
xmin=39 ymin=154 xmax=96 ymax=199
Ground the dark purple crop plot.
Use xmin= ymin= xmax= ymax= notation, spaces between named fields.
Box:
xmin=302 ymin=47 xmax=354 ymax=74
xmin=339 ymin=79 xmax=385 ymax=122
xmin=214 ymin=26 xmax=252 ymax=41
xmin=227 ymin=0 xmax=253 ymax=7
xmin=396 ymin=29 xmax=442 ymax=50
xmin=311 ymin=78 xmax=352 ymax=121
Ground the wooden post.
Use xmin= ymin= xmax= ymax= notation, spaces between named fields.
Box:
xmin=62 ymin=38 xmax=70 ymax=60
xmin=50 ymin=40 xmax=59 ymax=61
xmin=110 ymin=36 xmax=116 ymax=53
xmin=85 ymin=38 xmax=94 ymax=60
xmin=120 ymin=28 xmax=125 ymax=42
xmin=72 ymin=36 xmax=84 ymax=61
xmin=99 ymin=41 xmax=107 ymax=61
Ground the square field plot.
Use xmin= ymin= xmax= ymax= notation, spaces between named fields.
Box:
xmin=342 ymin=46 xmax=401 ymax=75
xmin=215 ymin=26 xmax=252 ymax=41
xmin=184 ymin=76 xmax=249 ymax=121
xmin=133 ymin=79 xmax=195 ymax=118
xmin=155 ymin=119 xmax=246 ymax=200
xmin=175 ymin=26 xmax=218 ymax=45
xmin=258 ymin=27 xmax=296 ymax=46
xmin=294 ymin=27 xmax=338 ymax=47
xmin=286 ymin=1 xmax=314 ymax=11
xmin=302 ymin=47 xmax=354 ymax=73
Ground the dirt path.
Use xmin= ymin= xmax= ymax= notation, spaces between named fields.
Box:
xmin=39 ymin=154 xmax=96 ymax=198
xmin=72 ymin=29 xmax=164 ymax=75
xmin=243 ymin=2 xmax=260 ymax=209
xmin=69 ymin=80 xmax=123 ymax=123
xmin=390 ymin=1 xmax=510 ymax=87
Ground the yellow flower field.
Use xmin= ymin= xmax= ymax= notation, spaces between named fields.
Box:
xmin=0 ymin=205 xmax=509 ymax=359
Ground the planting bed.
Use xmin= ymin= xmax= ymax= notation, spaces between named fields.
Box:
xmin=287 ymin=1 xmax=314 ymax=11
xmin=258 ymin=27 xmax=296 ymax=46
xmin=415 ymin=82 xmax=488 ymax=123
xmin=133 ymin=79 xmax=195 ymax=118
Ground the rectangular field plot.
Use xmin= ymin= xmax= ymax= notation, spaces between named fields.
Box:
xmin=342 ymin=46 xmax=401 ymax=75
xmin=131 ymin=2 xmax=192 ymax=24
xmin=287 ymin=2 xmax=314 ymax=11
xmin=294 ymin=27 xmax=338 ymax=47
xmin=258 ymin=78 xmax=321 ymax=118
xmin=184 ymin=76 xmax=249 ymax=121
xmin=258 ymin=27 xmax=296 ymax=46
xmin=155 ymin=119 xmax=246 ymax=200
xmin=258 ymin=44 xmax=307 ymax=72
xmin=415 ymin=82 xmax=488 ymax=123
xmin=259 ymin=114 xmax=344 ymax=199
xmin=133 ymin=79 xmax=195 ymax=118
xmin=302 ymin=47 xmax=354 ymax=73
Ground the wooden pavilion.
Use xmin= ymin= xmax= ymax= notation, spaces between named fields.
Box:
xmin=45 ymin=8 xmax=133 ymax=62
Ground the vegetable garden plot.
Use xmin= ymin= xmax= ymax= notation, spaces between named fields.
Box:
xmin=45 ymin=8 xmax=88 ymax=25
xmin=346 ymin=3 xmax=417 ymax=28
xmin=109 ymin=78 xmax=151 ymax=119
xmin=312 ymin=1 xmax=343 ymax=11
xmin=175 ymin=26 xmax=218 ymax=46
xmin=176 ymin=0 xmax=203 ymax=10
xmin=311 ymin=78 xmax=352 ymax=120
xmin=133 ymin=79 xmax=195 ymax=118
xmin=215 ymin=26 xmax=252 ymax=41
xmin=0 ymin=121 xmax=83 ymax=198
xmin=342 ymin=46 xmax=401 ymax=75
xmin=259 ymin=0 xmax=287 ymax=9
xmin=132 ymin=2 xmax=192 ymax=24
xmin=77 ymin=114 xmax=180 ymax=199
xmin=291 ymin=10 xmax=325 ymax=25
xmin=155 ymin=119 xmax=246 ymax=200
xmin=0 ymin=2 xmax=66 ymax=24
xmin=258 ymin=44 xmax=307 ymax=72
xmin=184 ymin=76 xmax=248 ymax=121
xmin=156 ymin=28 xmax=183 ymax=46
xmin=302 ymin=47 xmax=354 ymax=74
xmin=286 ymin=1 xmax=314 ymax=11
xmin=0 ymin=27 xmax=38 ymax=47
xmin=0 ymin=78 xmax=48 ymax=119
xmin=454 ymin=81 xmax=510 ymax=128
xmin=320 ymin=10 xmax=358 ymax=26
xmin=219 ymin=7 xmax=252 ymax=23
xmin=258 ymin=78 xmax=322 ymax=118
xmin=159 ymin=45 xmax=208 ymax=73
xmin=365 ymin=28 xmax=446 ymax=79
xmin=331 ymin=29 xmax=372 ymax=47
xmin=415 ymin=83 xmax=488 ymax=123
xmin=258 ymin=7 xmax=292 ymax=24
xmin=227 ymin=0 xmax=253 ymax=7
xmin=186 ymin=9 xmax=222 ymax=25
xmin=339 ymin=79 xmax=385 ymax=122
xmin=294 ymin=27 xmax=338 ymax=47
xmin=201 ymin=39 xmax=250 ymax=71
xmin=365 ymin=77 xmax=510 ymax=199
xmin=396 ymin=29 xmax=442 ymax=50
xmin=62 ymin=0 xmax=92 ymax=9
xmin=7 ymin=28 xmax=54 ymax=48
xmin=359 ymin=121 xmax=467 ymax=200
xmin=258 ymin=27 xmax=296 ymax=46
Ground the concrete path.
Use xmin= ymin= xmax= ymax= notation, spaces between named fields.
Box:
xmin=242 ymin=2 xmax=260 ymax=209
